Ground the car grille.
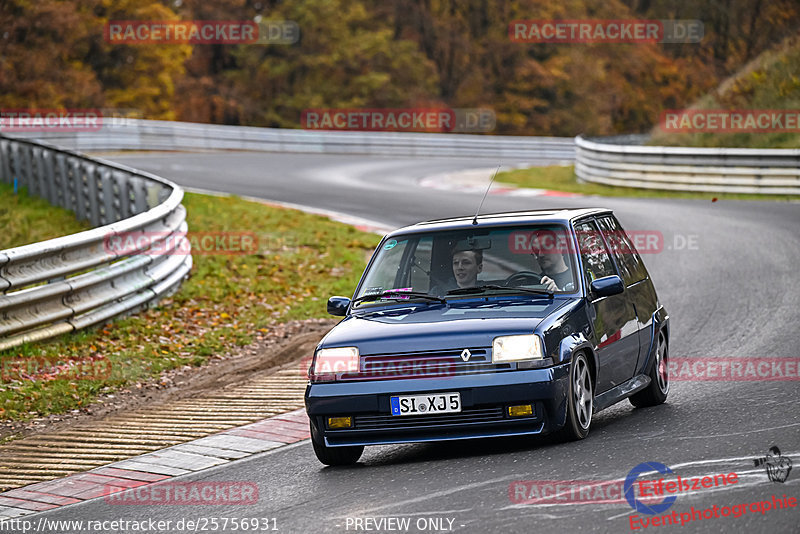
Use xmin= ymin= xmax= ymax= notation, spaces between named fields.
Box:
xmin=354 ymin=407 xmax=505 ymax=430
xmin=355 ymin=348 xmax=510 ymax=380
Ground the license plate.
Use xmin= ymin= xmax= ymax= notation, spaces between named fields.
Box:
xmin=390 ymin=392 xmax=461 ymax=416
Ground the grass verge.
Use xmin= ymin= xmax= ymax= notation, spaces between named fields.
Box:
xmin=497 ymin=165 xmax=800 ymax=202
xmin=0 ymin=183 xmax=90 ymax=249
xmin=0 ymin=192 xmax=378 ymax=421
xmin=648 ymin=36 xmax=800 ymax=149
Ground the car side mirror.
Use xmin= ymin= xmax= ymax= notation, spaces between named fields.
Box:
xmin=327 ymin=296 xmax=351 ymax=316
xmin=590 ymin=275 xmax=624 ymax=298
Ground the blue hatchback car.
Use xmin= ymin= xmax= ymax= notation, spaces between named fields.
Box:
xmin=305 ymin=209 xmax=669 ymax=465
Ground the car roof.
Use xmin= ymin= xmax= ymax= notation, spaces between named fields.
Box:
xmin=387 ymin=208 xmax=613 ymax=236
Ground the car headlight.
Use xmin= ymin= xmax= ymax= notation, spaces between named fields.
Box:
xmin=311 ymin=347 xmax=359 ymax=381
xmin=492 ymin=334 xmax=543 ymax=363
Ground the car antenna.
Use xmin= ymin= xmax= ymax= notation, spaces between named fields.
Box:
xmin=472 ymin=164 xmax=501 ymax=225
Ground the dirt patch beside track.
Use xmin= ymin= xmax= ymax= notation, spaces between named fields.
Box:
xmin=0 ymin=318 xmax=335 ymax=444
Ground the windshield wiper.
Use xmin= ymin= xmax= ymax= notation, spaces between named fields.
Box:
xmin=446 ymin=284 xmax=553 ymax=297
xmin=352 ymin=290 xmax=446 ymax=305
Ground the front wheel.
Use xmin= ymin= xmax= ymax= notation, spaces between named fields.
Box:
xmin=310 ymin=422 xmax=363 ymax=466
xmin=555 ymin=352 xmax=593 ymax=441
xmin=629 ymin=331 xmax=669 ymax=408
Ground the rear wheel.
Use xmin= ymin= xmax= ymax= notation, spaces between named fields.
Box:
xmin=630 ymin=331 xmax=669 ymax=408
xmin=556 ymin=352 xmax=593 ymax=441
xmin=310 ymin=422 xmax=363 ymax=466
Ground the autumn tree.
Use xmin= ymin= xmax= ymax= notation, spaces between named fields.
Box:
xmin=172 ymin=0 xmax=440 ymax=126
xmin=0 ymin=0 xmax=189 ymax=118
xmin=2 ymin=0 xmax=797 ymax=135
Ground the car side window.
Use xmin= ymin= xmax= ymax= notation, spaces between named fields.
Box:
xmin=575 ymin=221 xmax=617 ymax=288
xmin=597 ymin=216 xmax=648 ymax=284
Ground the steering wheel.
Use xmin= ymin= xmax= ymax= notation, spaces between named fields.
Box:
xmin=504 ymin=271 xmax=543 ymax=287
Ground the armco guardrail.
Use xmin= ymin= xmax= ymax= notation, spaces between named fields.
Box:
xmin=11 ymin=119 xmax=576 ymax=160
xmin=575 ymin=135 xmax=800 ymax=195
xmin=0 ymin=134 xmax=191 ymax=351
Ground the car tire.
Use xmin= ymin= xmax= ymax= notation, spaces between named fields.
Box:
xmin=630 ymin=331 xmax=669 ymax=408
xmin=310 ymin=422 xmax=364 ymax=466
xmin=555 ymin=351 xmax=593 ymax=441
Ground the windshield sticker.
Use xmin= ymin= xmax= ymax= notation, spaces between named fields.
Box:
xmin=383 ymin=239 xmax=398 ymax=250
xmin=364 ymin=287 xmax=383 ymax=295
xmin=389 ymin=287 xmax=412 ymax=299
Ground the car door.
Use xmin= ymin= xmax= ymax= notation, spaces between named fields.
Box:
xmin=596 ymin=215 xmax=658 ymax=373
xmin=574 ymin=220 xmax=640 ymax=393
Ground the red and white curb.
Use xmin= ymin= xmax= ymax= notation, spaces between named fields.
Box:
xmin=419 ymin=167 xmax=581 ymax=198
xmin=0 ymin=409 xmax=310 ymax=519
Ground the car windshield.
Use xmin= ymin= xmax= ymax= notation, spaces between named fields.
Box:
xmin=353 ymin=224 xmax=578 ymax=306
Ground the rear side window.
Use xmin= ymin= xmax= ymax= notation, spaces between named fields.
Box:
xmin=597 ymin=216 xmax=648 ymax=284
xmin=574 ymin=221 xmax=617 ymax=287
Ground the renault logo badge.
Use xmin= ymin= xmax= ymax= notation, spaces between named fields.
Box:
xmin=460 ymin=349 xmax=472 ymax=362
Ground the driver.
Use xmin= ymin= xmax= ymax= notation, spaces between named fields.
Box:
xmin=531 ymin=231 xmax=572 ymax=292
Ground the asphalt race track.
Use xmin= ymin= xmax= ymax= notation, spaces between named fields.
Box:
xmin=31 ymin=151 xmax=800 ymax=533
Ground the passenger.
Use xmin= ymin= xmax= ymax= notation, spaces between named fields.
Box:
xmin=452 ymin=249 xmax=483 ymax=288
xmin=430 ymin=249 xmax=483 ymax=294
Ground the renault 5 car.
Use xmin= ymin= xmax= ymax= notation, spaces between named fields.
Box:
xmin=305 ymin=208 xmax=669 ymax=465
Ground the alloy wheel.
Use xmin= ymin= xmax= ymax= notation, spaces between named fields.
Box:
xmin=574 ymin=356 xmax=593 ymax=430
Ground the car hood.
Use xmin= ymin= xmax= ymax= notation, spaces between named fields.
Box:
xmin=321 ymin=299 xmax=570 ymax=354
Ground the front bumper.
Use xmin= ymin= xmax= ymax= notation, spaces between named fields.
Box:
xmin=305 ymin=364 xmax=570 ymax=447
